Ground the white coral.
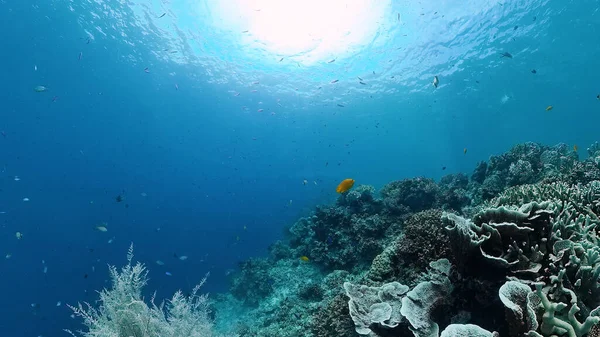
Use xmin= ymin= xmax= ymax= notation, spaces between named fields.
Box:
xmin=66 ymin=244 xmax=218 ymax=337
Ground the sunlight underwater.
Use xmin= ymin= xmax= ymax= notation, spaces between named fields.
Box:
xmin=36 ymin=0 xmax=600 ymax=336
xmin=73 ymin=0 xmax=548 ymax=96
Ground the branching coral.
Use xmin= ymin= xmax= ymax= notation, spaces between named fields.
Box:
xmin=437 ymin=174 xmax=470 ymax=211
xmin=444 ymin=180 xmax=600 ymax=337
xmin=230 ymin=258 xmax=274 ymax=305
xmin=380 ymin=178 xmax=439 ymax=214
xmin=338 ymin=185 xmax=382 ymax=214
xmin=531 ymin=276 xmax=600 ymax=337
xmin=469 ymin=142 xmax=551 ymax=203
xmin=397 ymin=209 xmax=451 ymax=271
xmin=311 ymin=293 xmax=357 ymax=337
xmin=287 ymin=193 xmax=397 ymax=271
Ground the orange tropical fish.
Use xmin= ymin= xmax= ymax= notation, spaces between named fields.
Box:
xmin=300 ymin=256 xmax=309 ymax=262
xmin=336 ymin=178 xmax=355 ymax=193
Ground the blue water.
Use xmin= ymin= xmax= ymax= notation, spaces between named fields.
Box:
xmin=1 ymin=0 xmax=599 ymax=335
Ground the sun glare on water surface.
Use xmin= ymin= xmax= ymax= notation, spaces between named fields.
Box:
xmin=210 ymin=0 xmax=390 ymax=65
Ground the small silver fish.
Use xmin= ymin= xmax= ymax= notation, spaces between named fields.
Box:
xmin=432 ymin=76 xmax=439 ymax=88
xmin=34 ymin=86 xmax=48 ymax=92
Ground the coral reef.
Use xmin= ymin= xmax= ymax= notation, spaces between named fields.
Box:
xmin=230 ymin=258 xmax=274 ymax=306
xmin=286 ymin=186 xmax=399 ymax=271
xmin=468 ymin=142 xmax=578 ymax=203
xmin=397 ymin=209 xmax=452 ymax=271
xmin=310 ymin=293 xmax=356 ymax=337
xmin=437 ymin=174 xmax=470 ymax=211
xmin=213 ymin=141 xmax=600 ymax=337
xmin=380 ymin=178 xmax=439 ymax=214
xmin=443 ymin=179 xmax=600 ymax=336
